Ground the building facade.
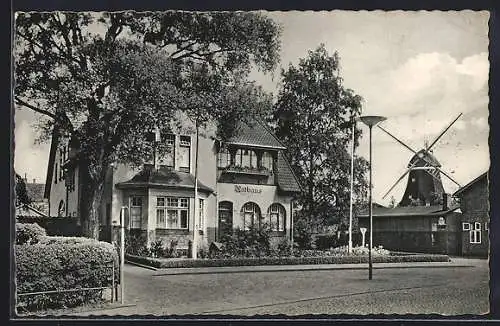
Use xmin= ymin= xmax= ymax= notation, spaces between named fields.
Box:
xmin=44 ymin=119 xmax=301 ymax=252
xmin=453 ymin=172 xmax=489 ymax=257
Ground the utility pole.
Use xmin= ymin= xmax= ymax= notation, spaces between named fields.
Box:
xmin=192 ymin=122 xmax=200 ymax=259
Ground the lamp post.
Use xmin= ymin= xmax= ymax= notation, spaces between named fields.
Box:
xmin=348 ymin=115 xmax=356 ymax=255
xmin=359 ymin=115 xmax=386 ymax=280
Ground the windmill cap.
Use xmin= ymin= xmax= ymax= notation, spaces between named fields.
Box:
xmin=408 ymin=149 xmax=441 ymax=167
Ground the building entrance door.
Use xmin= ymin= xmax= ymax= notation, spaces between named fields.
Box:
xmin=218 ymin=201 xmax=233 ymax=240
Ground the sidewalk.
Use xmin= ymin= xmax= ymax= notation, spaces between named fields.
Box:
xmin=146 ymin=257 xmax=481 ymax=276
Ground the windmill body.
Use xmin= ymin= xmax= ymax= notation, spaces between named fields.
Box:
xmin=398 ymin=149 xmax=445 ymax=207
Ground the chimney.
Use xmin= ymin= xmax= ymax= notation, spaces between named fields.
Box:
xmin=24 ymin=173 xmax=27 ymax=183
xmin=442 ymin=193 xmax=451 ymax=211
xmin=33 ymin=178 xmax=36 ymax=184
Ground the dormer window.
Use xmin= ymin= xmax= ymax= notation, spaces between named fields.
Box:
xmin=218 ymin=147 xmax=231 ymax=168
xmin=179 ymin=135 xmax=191 ymax=173
xmin=261 ymin=151 xmax=274 ymax=171
xmin=235 ymin=149 xmax=257 ymax=168
xmin=159 ymin=133 xmax=175 ymax=168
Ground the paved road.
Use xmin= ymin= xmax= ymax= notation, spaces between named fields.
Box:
xmin=76 ymin=258 xmax=489 ymax=316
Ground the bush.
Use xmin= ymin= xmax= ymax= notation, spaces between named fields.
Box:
xmin=315 ymin=234 xmax=339 ymax=250
xmin=219 ymin=224 xmax=272 ymax=258
xmin=293 ymin=217 xmax=314 ymax=250
xmin=15 ymin=236 xmax=118 ymax=312
xmin=125 ymin=231 xmax=148 ymax=256
xmin=16 ymin=223 xmax=46 ymax=245
xmin=16 ymin=217 xmax=80 ymax=237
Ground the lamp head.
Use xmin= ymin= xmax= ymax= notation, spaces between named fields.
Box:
xmin=359 ymin=115 xmax=387 ymax=128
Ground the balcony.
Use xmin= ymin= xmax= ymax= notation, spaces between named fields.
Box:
xmin=219 ymin=165 xmax=272 ymax=177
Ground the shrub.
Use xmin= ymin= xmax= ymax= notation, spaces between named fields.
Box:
xmin=149 ymin=239 xmax=165 ymax=258
xmin=125 ymin=231 xmax=148 ymax=256
xmin=15 ymin=237 xmax=118 ymax=312
xmin=218 ymin=224 xmax=272 ymax=258
xmin=163 ymin=239 xmax=179 ymax=258
xmin=16 ymin=223 xmax=47 ymax=245
xmin=315 ymin=234 xmax=339 ymax=250
xmin=293 ymin=217 xmax=314 ymax=250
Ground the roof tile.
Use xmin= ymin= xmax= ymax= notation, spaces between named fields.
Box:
xmin=226 ymin=120 xmax=287 ymax=149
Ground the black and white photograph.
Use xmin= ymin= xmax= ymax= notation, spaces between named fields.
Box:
xmin=12 ymin=9 xmax=491 ymax=318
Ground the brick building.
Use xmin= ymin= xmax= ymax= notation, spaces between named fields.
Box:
xmin=44 ymin=118 xmax=301 ymax=252
xmin=453 ymin=172 xmax=489 ymax=257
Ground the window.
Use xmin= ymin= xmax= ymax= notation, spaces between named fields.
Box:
xmin=218 ymin=147 xmax=231 ymax=168
xmin=159 ymin=134 xmax=175 ymax=168
xmin=59 ymin=148 xmax=65 ymax=181
xmin=179 ymin=136 xmax=191 ymax=172
xmin=470 ymin=222 xmax=481 ymax=244
xmin=485 ymin=222 xmax=489 ymax=231
xmin=462 ymin=222 xmax=471 ymax=231
xmin=65 ymin=168 xmax=76 ymax=192
xmin=130 ymin=196 xmax=142 ymax=229
xmin=199 ymin=198 xmax=205 ymax=230
xmin=162 ymin=197 xmax=189 ymax=229
xmin=261 ymin=152 xmax=274 ymax=171
xmin=268 ymin=203 xmax=285 ymax=231
xmin=235 ymin=149 xmax=257 ymax=168
xmin=241 ymin=202 xmax=261 ymax=230
xmin=156 ymin=197 xmax=166 ymax=228
xmin=57 ymin=200 xmax=65 ymax=217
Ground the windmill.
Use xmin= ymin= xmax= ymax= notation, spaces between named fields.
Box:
xmin=378 ymin=113 xmax=463 ymax=207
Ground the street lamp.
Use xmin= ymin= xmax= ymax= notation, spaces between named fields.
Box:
xmin=359 ymin=115 xmax=386 ymax=280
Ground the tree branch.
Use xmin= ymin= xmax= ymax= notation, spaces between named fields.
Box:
xmin=14 ymin=97 xmax=57 ymax=120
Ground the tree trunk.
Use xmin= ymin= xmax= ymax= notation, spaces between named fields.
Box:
xmin=80 ymin=173 xmax=105 ymax=239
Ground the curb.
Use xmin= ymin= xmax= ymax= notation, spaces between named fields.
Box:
xmin=126 ymin=260 xmax=158 ymax=271
xmin=152 ymin=263 xmax=474 ymax=276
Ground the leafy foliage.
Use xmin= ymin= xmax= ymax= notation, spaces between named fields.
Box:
xmin=14 ymin=12 xmax=281 ymax=238
xmin=15 ymin=223 xmax=47 ymax=245
xmin=270 ymin=44 xmax=369 ymax=229
xmin=219 ymin=224 xmax=273 ymax=258
xmin=15 ymin=237 xmax=118 ymax=312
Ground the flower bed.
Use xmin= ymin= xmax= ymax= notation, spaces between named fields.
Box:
xmin=126 ymin=252 xmax=451 ymax=269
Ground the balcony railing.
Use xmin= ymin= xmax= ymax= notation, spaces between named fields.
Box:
xmin=219 ymin=165 xmax=272 ymax=176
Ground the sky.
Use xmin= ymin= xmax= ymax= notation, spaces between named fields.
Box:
xmin=14 ymin=10 xmax=490 ymax=206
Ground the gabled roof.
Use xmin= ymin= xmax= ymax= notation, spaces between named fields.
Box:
xmin=226 ymin=119 xmax=287 ymax=150
xmin=16 ymin=203 xmax=49 ymax=218
xmin=358 ymin=204 xmax=460 ymax=218
xmin=26 ymin=183 xmax=46 ymax=202
xmin=453 ymin=171 xmax=488 ymax=197
xmin=116 ymin=167 xmax=214 ymax=193
xmin=276 ymin=152 xmax=302 ymax=193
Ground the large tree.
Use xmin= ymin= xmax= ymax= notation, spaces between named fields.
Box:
xmin=270 ymin=44 xmax=369 ymax=231
xmin=14 ymin=12 xmax=281 ymax=238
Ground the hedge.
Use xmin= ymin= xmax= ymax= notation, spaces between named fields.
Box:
xmin=15 ymin=237 xmax=118 ymax=312
xmin=126 ymin=253 xmax=451 ymax=269
xmin=16 ymin=217 xmax=81 ymax=237
xmin=16 ymin=223 xmax=46 ymax=245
